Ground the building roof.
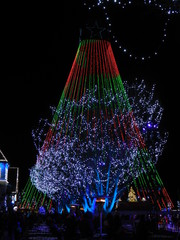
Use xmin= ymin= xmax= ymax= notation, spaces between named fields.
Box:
xmin=0 ymin=149 xmax=8 ymax=162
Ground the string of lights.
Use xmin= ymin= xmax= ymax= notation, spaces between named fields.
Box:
xmin=123 ymin=78 xmax=168 ymax=163
xmin=83 ymin=0 xmax=179 ymax=61
xmin=84 ymin=0 xmax=180 ymax=15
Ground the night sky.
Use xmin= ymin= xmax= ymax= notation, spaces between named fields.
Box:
xmin=0 ymin=1 xmax=179 ymax=205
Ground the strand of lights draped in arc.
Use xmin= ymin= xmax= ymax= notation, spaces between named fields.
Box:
xmin=83 ymin=0 xmax=179 ymax=61
xmin=30 ymin=39 xmax=173 ymax=211
xmin=84 ymin=0 xmax=180 ymax=15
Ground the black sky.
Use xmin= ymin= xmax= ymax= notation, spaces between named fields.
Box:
xmin=0 ymin=1 xmax=179 ymax=205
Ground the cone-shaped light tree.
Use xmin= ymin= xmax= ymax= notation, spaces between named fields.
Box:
xmin=30 ymin=40 xmax=173 ymax=212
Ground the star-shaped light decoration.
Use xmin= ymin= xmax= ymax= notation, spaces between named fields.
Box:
xmin=86 ymin=21 xmax=106 ymax=39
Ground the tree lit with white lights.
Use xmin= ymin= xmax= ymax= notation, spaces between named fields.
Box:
xmin=124 ymin=79 xmax=168 ymax=163
xmin=30 ymin=79 xmax=168 ymax=212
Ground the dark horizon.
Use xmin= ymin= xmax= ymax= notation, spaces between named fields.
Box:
xmin=0 ymin=1 xmax=179 ymax=206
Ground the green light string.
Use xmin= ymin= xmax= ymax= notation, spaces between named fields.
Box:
xmin=75 ymin=43 xmax=88 ymax=132
xmin=48 ymin=41 xmax=86 ymax=146
xmin=100 ymin=41 xmax=128 ymax=192
xmin=20 ymin=177 xmax=31 ymax=207
xmin=106 ymin=42 xmax=131 ymax=111
xmin=32 ymin=187 xmax=39 ymax=209
xmin=28 ymin=184 xmax=37 ymax=208
xmin=24 ymin=182 xmax=34 ymax=208
xmin=52 ymin=41 xmax=86 ymax=145
xmin=51 ymin=43 xmax=82 ymax=124
xmin=36 ymin=191 xmax=43 ymax=208
xmin=47 ymin=199 xmax=52 ymax=210
xmin=41 ymin=193 xmax=46 ymax=206
xmin=143 ymin=150 xmax=172 ymax=209
xmin=134 ymin=149 xmax=167 ymax=207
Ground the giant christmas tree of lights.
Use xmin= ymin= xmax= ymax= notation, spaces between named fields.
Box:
xmin=21 ymin=39 xmax=173 ymax=212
